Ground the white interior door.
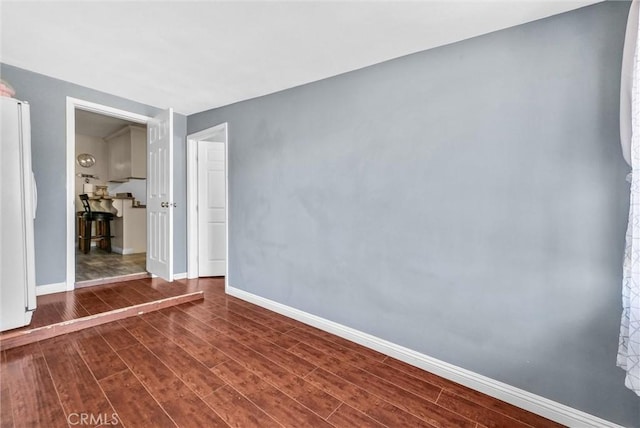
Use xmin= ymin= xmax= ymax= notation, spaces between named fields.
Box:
xmin=147 ymin=109 xmax=173 ymax=281
xmin=198 ymin=141 xmax=226 ymax=276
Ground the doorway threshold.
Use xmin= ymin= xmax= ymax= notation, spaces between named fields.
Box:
xmin=75 ymin=272 xmax=150 ymax=289
xmin=0 ymin=290 xmax=203 ymax=350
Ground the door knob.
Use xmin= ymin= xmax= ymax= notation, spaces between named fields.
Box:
xmin=161 ymin=202 xmax=167 ymax=208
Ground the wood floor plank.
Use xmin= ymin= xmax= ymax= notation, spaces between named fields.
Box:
xmin=158 ymin=307 xmax=242 ymax=354
xmin=189 ymin=327 xmax=252 ymax=362
xmin=143 ymin=339 xmax=226 ymax=398
xmin=36 ymin=292 xmax=66 ymax=305
xmin=223 ymin=301 xmax=298 ymax=333
xmin=202 ymin=300 xmax=294 ymax=336
xmin=206 ymin=334 xmax=340 ymax=418
xmin=381 ymin=356 xmax=563 ymax=427
xmin=257 ymin=328 xmax=301 ymax=350
xmin=130 ymin=285 xmax=169 ymax=302
xmin=56 ymin=296 xmax=91 ymax=321
xmin=90 ymin=288 xmax=134 ymax=310
xmin=111 ymin=286 xmax=153 ymax=306
xmin=437 ymin=380 xmax=563 ymax=428
xmin=327 ymin=403 xmax=386 ymax=428
xmin=203 ymin=384 xmax=282 ymax=428
xmin=166 ymin=316 xmax=251 ymax=360
xmin=206 ymin=314 xmax=272 ymax=341
xmin=305 ymin=367 xmax=436 ymax=428
xmin=287 ymin=327 xmax=384 ymax=365
xmin=99 ymin=369 xmax=176 ymax=427
xmin=29 ymin=302 xmax=62 ymax=328
xmin=128 ymin=282 xmax=172 ymax=300
xmin=95 ymin=322 xmax=139 ymax=351
xmin=436 ymin=389 xmax=533 ymax=428
xmin=244 ymin=335 xmax=316 ymax=378
xmin=140 ymin=311 xmax=229 ymax=368
xmin=160 ymin=396 xmax=229 ymax=428
xmin=76 ymin=292 xmax=113 ymax=315
xmin=352 ymin=357 xmax=445 ymax=402
xmin=72 ymin=328 xmax=128 ymax=381
xmin=290 ymin=342 xmax=472 ymax=427
xmin=157 ymin=305 xmax=219 ymax=337
xmin=175 ymin=302 xmax=218 ymax=323
xmin=212 ymin=360 xmax=334 ymax=427
xmin=206 ymin=321 xmax=315 ymax=378
xmin=382 ymin=355 xmax=479 ymax=392
xmin=159 ymin=304 xmax=212 ymax=326
xmin=118 ymin=316 xmax=165 ymax=344
xmin=0 ymin=351 xmax=15 ymax=428
xmin=292 ymin=322 xmax=388 ymax=362
xmin=38 ymin=335 xmax=115 ymax=418
xmin=116 ymin=344 xmax=227 ymax=427
xmin=3 ymin=344 xmax=67 ymax=427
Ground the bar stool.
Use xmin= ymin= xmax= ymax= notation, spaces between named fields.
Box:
xmin=78 ymin=194 xmax=114 ymax=254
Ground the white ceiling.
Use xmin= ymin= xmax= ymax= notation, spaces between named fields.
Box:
xmin=1 ymin=1 xmax=601 ymax=115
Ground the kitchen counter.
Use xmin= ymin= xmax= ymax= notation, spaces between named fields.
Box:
xmin=111 ymin=198 xmax=146 ymax=254
xmin=113 ymin=195 xmax=145 ymax=208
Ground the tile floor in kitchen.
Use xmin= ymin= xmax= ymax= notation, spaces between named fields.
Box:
xmin=75 ymin=247 xmax=146 ymax=282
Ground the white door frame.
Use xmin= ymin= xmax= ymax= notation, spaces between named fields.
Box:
xmin=65 ymin=97 xmax=152 ymax=291
xmin=186 ymin=123 xmax=228 ymax=280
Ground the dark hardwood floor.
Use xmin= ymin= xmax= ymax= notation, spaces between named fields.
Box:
xmin=0 ymin=278 xmax=563 ymax=427
xmin=0 ymin=278 xmax=202 ymax=336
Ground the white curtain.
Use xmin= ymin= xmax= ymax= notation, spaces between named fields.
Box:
xmin=618 ymin=0 xmax=640 ymax=397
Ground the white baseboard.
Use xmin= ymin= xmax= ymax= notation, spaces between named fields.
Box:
xmin=226 ymin=285 xmax=622 ymax=428
xmin=111 ymin=246 xmax=141 ymax=255
xmin=36 ymin=282 xmax=68 ymax=296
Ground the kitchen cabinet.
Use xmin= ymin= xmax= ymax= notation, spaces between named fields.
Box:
xmin=106 ymin=125 xmax=146 ymax=182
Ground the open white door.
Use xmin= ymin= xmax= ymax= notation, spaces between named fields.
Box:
xmin=147 ymin=109 xmax=173 ymax=282
xmin=198 ymin=141 xmax=226 ymax=276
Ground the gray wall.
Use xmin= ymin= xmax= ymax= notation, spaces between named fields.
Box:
xmin=188 ymin=3 xmax=639 ymax=425
xmin=0 ymin=64 xmax=188 ymax=284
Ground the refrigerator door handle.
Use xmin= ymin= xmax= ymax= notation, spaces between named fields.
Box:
xmin=32 ymin=172 xmax=37 ymax=218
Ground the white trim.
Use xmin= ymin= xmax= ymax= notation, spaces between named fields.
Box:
xmin=36 ymin=282 xmax=68 ymax=296
xmin=173 ymin=272 xmax=187 ymax=280
xmin=186 ymin=123 xmax=229 ymax=279
xmin=226 ymin=285 xmax=623 ymax=428
xmin=186 ymin=132 xmax=197 ymax=278
xmin=111 ymin=246 xmax=138 ymax=255
xmin=65 ymin=97 xmax=153 ymax=291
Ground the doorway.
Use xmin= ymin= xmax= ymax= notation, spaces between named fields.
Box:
xmin=74 ymin=110 xmax=148 ymax=286
xmin=66 ymin=98 xmax=153 ymax=290
xmin=187 ymin=123 xmax=228 ymax=279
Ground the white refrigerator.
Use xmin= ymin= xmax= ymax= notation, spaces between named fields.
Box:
xmin=1 ymin=97 xmax=37 ymax=331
